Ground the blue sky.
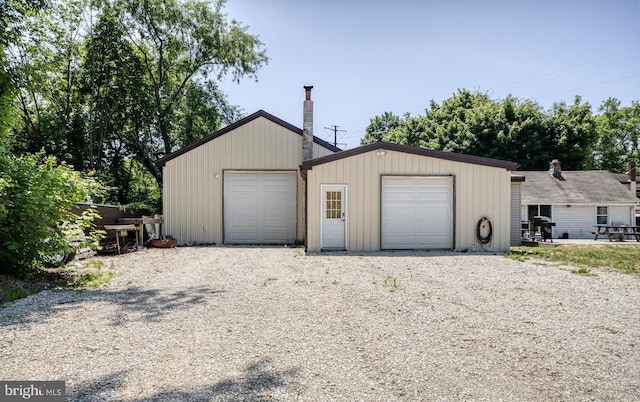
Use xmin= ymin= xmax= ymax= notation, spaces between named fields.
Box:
xmin=221 ymin=0 xmax=640 ymax=149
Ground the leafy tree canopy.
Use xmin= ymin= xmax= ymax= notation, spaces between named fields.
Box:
xmin=366 ymin=89 xmax=635 ymax=171
xmin=6 ymin=0 xmax=267 ymax=210
xmin=361 ymin=111 xmax=406 ymax=144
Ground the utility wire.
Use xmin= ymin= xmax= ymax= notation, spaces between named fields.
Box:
xmin=488 ymin=47 xmax=640 ymax=93
xmin=535 ymin=73 xmax=640 ymax=100
xmin=324 ymin=125 xmax=347 ymax=147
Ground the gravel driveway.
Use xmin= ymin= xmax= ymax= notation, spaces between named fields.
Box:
xmin=1 ymin=247 xmax=639 ymax=401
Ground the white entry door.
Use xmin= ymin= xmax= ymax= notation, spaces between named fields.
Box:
xmin=321 ymin=185 xmax=346 ymax=249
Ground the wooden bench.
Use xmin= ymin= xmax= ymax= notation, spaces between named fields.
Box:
xmin=624 ymin=230 xmax=640 ymax=242
xmin=608 ymin=228 xmax=625 ymax=242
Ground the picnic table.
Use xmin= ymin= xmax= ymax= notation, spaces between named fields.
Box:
xmin=593 ymin=225 xmax=640 ymax=242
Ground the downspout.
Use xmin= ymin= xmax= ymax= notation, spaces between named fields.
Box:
xmin=300 ymin=167 xmax=308 ymax=252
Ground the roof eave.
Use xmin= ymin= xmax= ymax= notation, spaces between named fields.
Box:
xmin=302 ymin=141 xmax=519 ymax=171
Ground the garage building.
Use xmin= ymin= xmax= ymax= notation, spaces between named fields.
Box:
xmin=156 ymin=110 xmax=340 ymax=245
xmin=301 ymin=142 xmax=518 ymax=252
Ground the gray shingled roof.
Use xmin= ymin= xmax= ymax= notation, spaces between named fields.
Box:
xmin=520 ymin=170 xmax=638 ymax=205
xmin=611 ymin=172 xmax=631 ymax=184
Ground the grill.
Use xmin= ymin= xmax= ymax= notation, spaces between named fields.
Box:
xmin=533 ymin=216 xmax=556 ymax=242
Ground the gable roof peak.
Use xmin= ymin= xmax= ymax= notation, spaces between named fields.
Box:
xmin=156 ymin=109 xmax=341 ymax=166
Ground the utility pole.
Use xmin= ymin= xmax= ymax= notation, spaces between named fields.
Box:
xmin=324 ymin=125 xmax=347 ymax=147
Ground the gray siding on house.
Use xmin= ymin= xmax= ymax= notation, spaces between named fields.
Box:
xmin=552 ymin=206 xmax=596 ymax=239
xmin=611 ymin=205 xmax=634 ymax=225
xmin=549 ymin=205 xmax=634 ymax=239
xmin=510 ymin=182 xmax=522 ymax=246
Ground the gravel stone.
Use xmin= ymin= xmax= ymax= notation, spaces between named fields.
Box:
xmin=1 ymin=247 xmax=638 ymax=401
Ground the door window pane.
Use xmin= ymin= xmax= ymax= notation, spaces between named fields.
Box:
xmin=326 ymin=191 xmax=342 ymax=219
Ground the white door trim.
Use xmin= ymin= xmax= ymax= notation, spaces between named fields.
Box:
xmin=320 ymin=184 xmax=347 ymax=250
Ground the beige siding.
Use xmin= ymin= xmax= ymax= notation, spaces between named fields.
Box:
xmin=313 ymin=143 xmax=335 ymax=158
xmin=163 ymin=117 xmax=337 ymax=244
xmin=306 ymin=149 xmax=512 ymax=252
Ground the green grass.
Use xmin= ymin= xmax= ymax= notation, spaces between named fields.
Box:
xmin=1 ymin=284 xmax=40 ymax=303
xmin=70 ymin=269 xmax=116 ymax=288
xmin=1 ymin=259 xmax=117 ymax=304
xmin=507 ymin=245 xmax=640 ymax=274
xmin=67 ymin=260 xmax=116 ymax=289
xmin=263 ymin=277 xmax=278 ymax=286
xmin=570 ymin=267 xmax=597 ymax=277
xmin=384 ymin=275 xmax=399 ymax=292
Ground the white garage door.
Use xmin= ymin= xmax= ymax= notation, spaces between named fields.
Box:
xmin=224 ymin=171 xmax=297 ymax=244
xmin=381 ymin=176 xmax=453 ymax=249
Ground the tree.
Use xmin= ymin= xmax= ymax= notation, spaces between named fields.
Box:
xmin=545 ymin=96 xmax=597 ymax=170
xmin=594 ymin=98 xmax=623 ymax=171
xmin=594 ymin=98 xmax=640 ymax=172
xmin=0 ymin=0 xmax=47 ymax=139
xmin=7 ymin=0 xmax=267 ymax=207
xmin=0 ymin=1 xmax=106 ymax=277
xmin=361 ymin=111 xmax=404 ymax=144
xmin=108 ymin=0 xmax=268 ymax=185
xmin=372 ymin=89 xmax=600 ymax=170
xmin=623 ymin=101 xmax=640 ymax=164
xmin=80 ymin=9 xmax=154 ymax=204
xmin=9 ymin=0 xmax=87 ymax=160
xmin=497 ymin=96 xmax=549 ymax=170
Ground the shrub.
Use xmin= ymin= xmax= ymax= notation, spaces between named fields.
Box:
xmin=0 ymin=151 xmax=104 ymax=277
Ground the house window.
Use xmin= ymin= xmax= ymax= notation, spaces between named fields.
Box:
xmin=596 ymin=206 xmax=608 ymax=225
xmin=325 ymin=191 xmax=342 ymax=219
xmin=527 ymin=204 xmax=552 ymax=223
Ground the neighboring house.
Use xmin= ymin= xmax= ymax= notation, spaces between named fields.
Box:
xmin=157 ymin=87 xmax=519 ymax=252
xmin=156 ymin=107 xmax=340 ymax=246
xmin=301 ymin=142 xmax=518 ymax=252
xmin=520 ymin=161 xmax=639 ymax=239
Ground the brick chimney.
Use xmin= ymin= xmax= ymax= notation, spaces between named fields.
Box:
xmin=549 ymin=159 xmax=565 ymax=181
xmin=302 ymin=85 xmax=314 ymax=162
